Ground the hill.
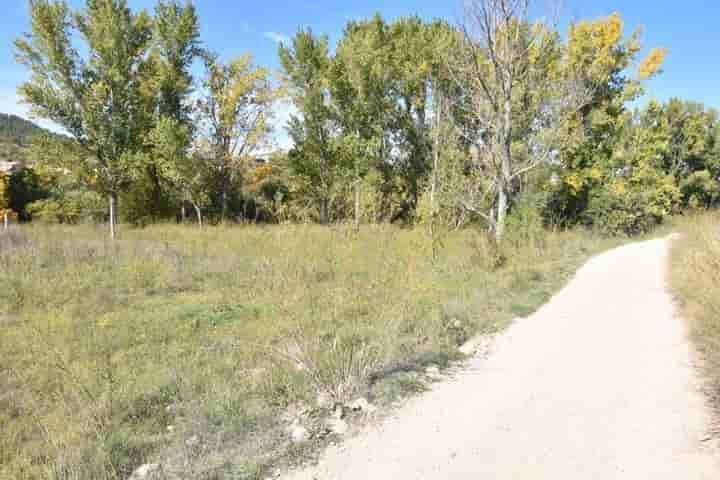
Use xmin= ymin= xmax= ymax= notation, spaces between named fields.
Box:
xmin=0 ymin=113 xmax=59 ymax=168
xmin=0 ymin=113 xmax=50 ymax=145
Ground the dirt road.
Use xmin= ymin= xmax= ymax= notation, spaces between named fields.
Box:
xmin=283 ymin=238 xmax=720 ymax=479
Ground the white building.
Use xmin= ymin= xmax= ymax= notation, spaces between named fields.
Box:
xmin=0 ymin=161 xmax=21 ymax=175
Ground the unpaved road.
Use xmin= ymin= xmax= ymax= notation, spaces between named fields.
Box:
xmin=284 ymin=238 xmax=720 ymax=479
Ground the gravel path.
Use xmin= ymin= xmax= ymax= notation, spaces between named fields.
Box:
xmin=283 ymin=237 xmax=720 ymax=479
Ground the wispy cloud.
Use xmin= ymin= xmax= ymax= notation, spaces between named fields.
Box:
xmin=263 ymin=31 xmax=290 ymax=45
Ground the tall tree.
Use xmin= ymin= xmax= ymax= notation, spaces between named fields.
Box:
xmin=452 ymin=0 xmax=591 ymax=240
xmin=145 ymin=0 xmax=201 ymax=221
xmin=196 ymin=52 xmax=275 ymax=222
xmin=280 ymin=29 xmax=344 ymax=223
xmin=15 ymin=0 xmax=154 ymax=238
xmin=0 ymin=172 xmax=9 ymax=228
xmin=549 ymin=12 xmax=667 ymax=223
xmin=331 ymin=15 xmax=394 ymax=227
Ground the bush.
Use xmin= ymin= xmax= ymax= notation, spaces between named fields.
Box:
xmin=680 ymin=170 xmax=720 ymax=209
xmin=584 ymin=168 xmax=680 ymax=236
xmin=27 ymin=191 xmax=105 ymax=224
xmin=503 ymin=195 xmax=548 ymax=251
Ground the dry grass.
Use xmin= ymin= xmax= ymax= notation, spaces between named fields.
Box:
xmin=1 ymin=222 xmax=628 ymax=479
xmin=670 ymin=212 xmax=720 ymax=434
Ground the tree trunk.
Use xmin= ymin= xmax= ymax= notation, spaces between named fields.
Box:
xmin=319 ymin=198 xmax=328 ymax=224
xmin=193 ymin=203 xmax=203 ymax=228
xmin=108 ymin=193 xmax=118 ymax=240
xmin=496 ymin=182 xmax=508 ymax=241
xmin=221 ymin=190 xmax=228 ymax=223
xmin=496 ymin=75 xmax=513 ymax=242
xmin=430 ymin=94 xmax=443 ymax=261
xmin=3 ymin=212 xmax=8 ymax=230
xmin=181 ymin=203 xmax=187 ymax=223
xmin=354 ymin=177 xmax=360 ymax=231
xmin=431 ymin=95 xmax=442 ymax=218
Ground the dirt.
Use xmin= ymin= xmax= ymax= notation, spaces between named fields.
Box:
xmin=282 ymin=237 xmax=720 ymax=479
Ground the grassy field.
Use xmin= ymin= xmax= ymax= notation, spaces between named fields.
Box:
xmin=670 ymin=212 xmax=720 ymax=434
xmin=1 ymin=223 xmax=629 ymax=479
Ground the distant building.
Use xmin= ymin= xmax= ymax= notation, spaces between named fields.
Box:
xmin=0 ymin=161 xmax=21 ymax=175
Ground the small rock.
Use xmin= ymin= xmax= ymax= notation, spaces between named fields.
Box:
xmin=348 ymin=397 xmax=375 ymax=413
xmin=290 ymin=425 xmax=309 ymax=443
xmin=128 ymin=463 xmax=161 ymax=480
xmin=166 ymin=425 xmax=174 ymax=433
xmin=316 ymin=392 xmax=330 ymax=408
xmin=327 ymin=418 xmax=349 ymax=435
xmin=185 ymin=435 xmax=200 ymax=448
xmin=460 ymin=335 xmax=492 ymax=356
xmin=332 ymin=404 xmax=345 ymax=419
xmin=451 ymin=319 xmax=463 ymax=329
xmin=425 ymin=365 xmax=440 ymax=376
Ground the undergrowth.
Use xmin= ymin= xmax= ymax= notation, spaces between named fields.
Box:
xmin=1 ymin=222 xmax=627 ymax=479
xmin=670 ymin=212 xmax=720 ymax=435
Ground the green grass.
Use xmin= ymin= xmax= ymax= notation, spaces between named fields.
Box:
xmin=1 ymin=222 xmax=628 ymax=479
xmin=670 ymin=212 xmax=720 ymax=435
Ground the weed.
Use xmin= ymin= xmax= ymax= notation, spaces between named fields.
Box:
xmin=0 ymin=223 xmax=626 ymax=478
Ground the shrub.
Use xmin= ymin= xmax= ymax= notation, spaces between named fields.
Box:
xmin=670 ymin=213 xmax=720 ymax=433
xmin=27 ymin=191 xmax=105 ymax=224
xmin=584 ymin=168 xmax=680 ymax=236
xmin=680 ymin=170 xmax=720 ymax=209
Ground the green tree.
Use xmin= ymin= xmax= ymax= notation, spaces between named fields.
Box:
xmin=280 ymin=29 xmax=345 ymax=223
xmin=142 ymin=0 xmax=201 ymax=222
xmin=16 ymin=0 xmax=154 ymax=238
xmin=0 ymin=172 xmax=9 ymax=219
xmin=196 ymin=52 xmax=276 ymax=222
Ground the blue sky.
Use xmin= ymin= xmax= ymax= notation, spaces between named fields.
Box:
xmin=1 ymin=0 xmax=718 ymax=142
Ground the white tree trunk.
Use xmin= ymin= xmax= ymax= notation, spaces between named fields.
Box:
xmin=496 ymin=183 xmax=508 ymax=241
xmin=3 ymin=212 xmax=8 ymax=230
xmin=354 ymin=178 xmax=360 ymax=230
xmin=109 ymin=193 xmax=117 ymax=240
xmin=193 ymin=203 xmax=203 ymax=228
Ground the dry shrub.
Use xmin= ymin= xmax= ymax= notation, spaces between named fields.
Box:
xmin=468 ymin=231 xmax=505 ymax=270
xmin=670 ymin=212 xmax=720 ymax=433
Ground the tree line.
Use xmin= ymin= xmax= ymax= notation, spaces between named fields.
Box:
xmin=4 ymin=0 xmax=719 ymax=239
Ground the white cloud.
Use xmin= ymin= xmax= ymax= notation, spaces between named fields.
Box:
xmin=268 ymin=99 xmax=298 ymax=151
xmin=263 ymin=31 xmax=290 ymax=45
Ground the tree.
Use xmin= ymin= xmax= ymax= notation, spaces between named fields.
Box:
xmin=451 ymin=0 xmax=591 ymax=240
xmin=282 ymin=18 xmax=456 ymax=225
xmin=196 ymin=52 xmax=275 ymax=222
xmin=144 ymin=0 xmax=201 ymax=222
xmin=548 ymin=12 xmax=667 ymax=224
xmin=150 ymin=117 xmax=210 ymax=226
xmin=16 ymin=0 xmax=154 ymax=238
xmin=0 ymin=172 xmax=9 ymax=228
xmin=280 ymin=29 xmax=344 ymax=223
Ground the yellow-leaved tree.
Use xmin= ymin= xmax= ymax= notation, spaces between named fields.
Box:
xmin=0 ymin=172 xmax=11 ymax=227
xmin=548 ymin=12 xmax=669 ymax=225
xmin=195 ymin=52 xmax=278 ymax=222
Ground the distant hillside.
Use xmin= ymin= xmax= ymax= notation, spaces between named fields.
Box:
xmin=0 ymin=113 xmax=63 ymax=167
xmin=0 ymin=113 xmax=50 ymax=146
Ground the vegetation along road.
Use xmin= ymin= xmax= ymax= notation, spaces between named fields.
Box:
xmin=285 ymin=238 xmax=720 ymax=479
